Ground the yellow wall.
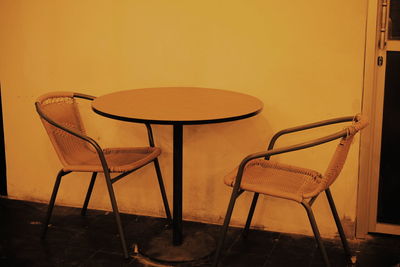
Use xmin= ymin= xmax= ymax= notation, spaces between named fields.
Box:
xmin=0 ymin=0 xmax=367 ymax=237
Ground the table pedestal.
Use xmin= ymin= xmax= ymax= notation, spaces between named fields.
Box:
xmin=173 ymin=124 xmax=183 ymax=245
xmin=138 ymin=228 xmax=216 ymax=263
xmin=138 ymin=125 xmax=216 ymax=263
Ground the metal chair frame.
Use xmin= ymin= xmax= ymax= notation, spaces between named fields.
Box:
xmin=36 ymin=92 xmax=172 ymax=259
xmin=213 ymin=115 xmax=364 ymax=267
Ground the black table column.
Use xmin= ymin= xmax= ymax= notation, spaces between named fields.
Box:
xmin=173 ymin=124 xmax=183 ymax=245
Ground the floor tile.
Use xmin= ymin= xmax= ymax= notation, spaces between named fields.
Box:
xmin=1 ymin=198 xmax=400 ymax=267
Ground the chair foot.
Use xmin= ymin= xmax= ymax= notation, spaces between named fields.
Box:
xmin=242 ymin=193 xmax=260 ymax=239
xmin=350 ymin=255 xmax=357 ymax=265
xmin=103 ymin=171 xmax=129 ymax=259
xmin=241 ymin=230 xmax=250 ymax=239
xmin=213 ymin=190 xmax=241 ymax=267
xmin=42 ymin=170 xmax=69 ymax=239
xmin=301 ymin=201 xmax=331 ymax=267
xmin=325 ymin=189 xmax=352 ymax=262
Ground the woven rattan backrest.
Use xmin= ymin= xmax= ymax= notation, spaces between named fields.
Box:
xmin=36 ymin=92 xmax=92 ymax=167
xmin=323 ymin=114 xmax=368 ymax=188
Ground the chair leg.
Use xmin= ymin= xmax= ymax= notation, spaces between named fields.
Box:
xmin=212 ymin=189 xmax=240 ymax=267
xmin=242 ymin=192 xmax=260 ymax=238
xmin=325 ymin=188 xmax=353 ymax=263
xmin=301 ymin=201 xmax=331 ymax=267
xmin=103 ymin=172 xmax=129 ymax=259
xmin=81 ymin=172 xmax=97 ymax=216
xmin=153 ymin=158 xmax=172 ymax=223
xmin=41 ymin=170 xmax=69 ymax=239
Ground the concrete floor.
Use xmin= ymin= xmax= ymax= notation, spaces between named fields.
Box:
xmin=1 ymin=197 xmax=399 ymax=267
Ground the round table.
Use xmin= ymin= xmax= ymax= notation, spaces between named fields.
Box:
xmin=92 ymin=87 xmax=263 ymax=262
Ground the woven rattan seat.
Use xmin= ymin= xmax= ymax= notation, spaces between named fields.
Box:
xmin=35 ymin=92 xmax=171 ymax=259
xmin=60 ymin=146 xmax=160 ymax=172
xmin=225 ymin=159 xmax=323 ymax=202
xmin=213 ymin=114 xmax=369 ymax=267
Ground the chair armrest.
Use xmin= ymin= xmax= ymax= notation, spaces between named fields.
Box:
xmin=74 ymin=93 xmax=96 ymax=101
xmin=231 ymin=127 xmax=348 ymax=192
xmin=267 ymin=116 xmax=354 ymax=151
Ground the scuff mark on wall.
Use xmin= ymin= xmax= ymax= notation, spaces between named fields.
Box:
xmin=341 ymin=215 xmax=355 ymax=239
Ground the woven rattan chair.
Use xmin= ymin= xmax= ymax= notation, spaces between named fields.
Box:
xmin=35 ymin=92 xmax=172 ymax=259
xmin=213 ymin=114 xmax=368 ymax=267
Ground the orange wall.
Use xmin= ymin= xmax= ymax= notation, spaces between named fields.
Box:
xmin=0 ymin=0 xmax=367 ymax=237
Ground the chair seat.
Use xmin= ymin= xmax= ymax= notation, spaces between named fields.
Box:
xmin=224 ymin=159 xmax=324 ymax=202
xmin=62 ymin=146 xmax=161 ymax=173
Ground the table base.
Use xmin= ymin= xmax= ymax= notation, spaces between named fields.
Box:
xmin=138 ymin=229 xmax=216 ymax=263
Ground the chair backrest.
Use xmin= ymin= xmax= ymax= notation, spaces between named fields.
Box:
xmin=35 ymin=92 xmax=94 ymax=168
xmin=322 ymin=114 xmax=369 ymax=189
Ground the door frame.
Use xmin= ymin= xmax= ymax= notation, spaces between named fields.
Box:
xmin=357 ymin=0 xmax=400 ymax=237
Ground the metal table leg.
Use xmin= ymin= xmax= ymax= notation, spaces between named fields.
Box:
xmin=138 ymin=124 xmax=216 ymax=264
xmin=173 ymin=124 xmax=183 ymax=245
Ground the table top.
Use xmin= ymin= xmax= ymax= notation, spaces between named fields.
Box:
xmin=92 ymin=87 xmax=263 ymax=125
